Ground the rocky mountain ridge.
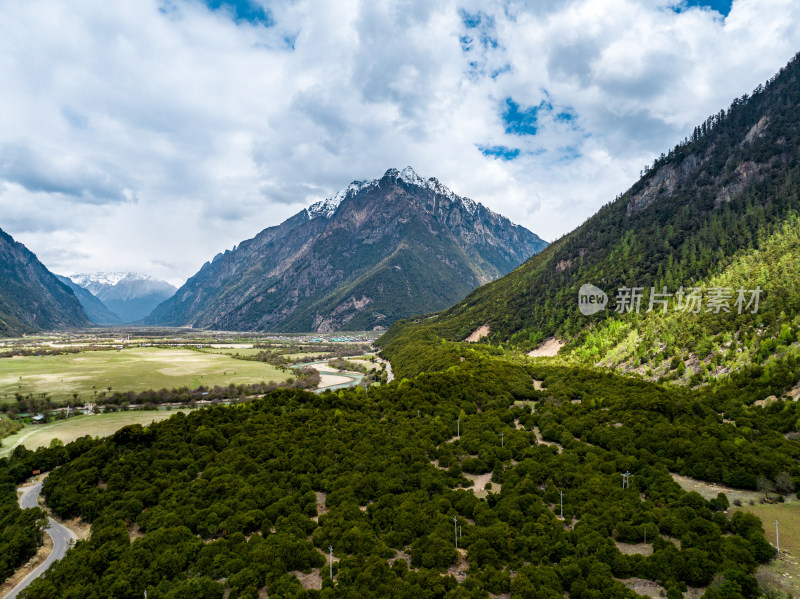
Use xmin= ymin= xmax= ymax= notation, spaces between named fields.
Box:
xmin=146 ymin=167 xmax=547 ymax=332
xmin=0 ymin=228 xmax=90 ymax=336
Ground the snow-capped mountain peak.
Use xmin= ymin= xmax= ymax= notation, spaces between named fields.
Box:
xmin=68 ymin=272 xmax=176 ymax=323
xmin=305 ymin=167 xmax=489 ymax=222
xmin=70 ymin=272 xmax=151 ymax=287
xmin=306 ymin=180 xmax=378 ymax=219
xmin=395 ymin=166 xmax=480 ymax=215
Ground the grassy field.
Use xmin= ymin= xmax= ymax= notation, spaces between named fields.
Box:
xmin=670 ymin=473 xmax=765 ymax=504
xmin=734 ymin=501 xmax=800 ymax=552
xmin=732 ymin=501 xmax=800 ymax=595
xmin=200 ymin=347 xmax=264 ymax=357
xmin=0 ymin=347 xmax=290 ymax=404
xmin=0 ymin=410 xmax=187 ymax=456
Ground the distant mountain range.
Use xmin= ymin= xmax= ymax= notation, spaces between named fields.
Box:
xmin=0 ymin=228 xmax=90 ymax=336
xmin=54 ymin=275 xmax=123 ymax=326
xmin=145 ymin=167 xmax=547 ymax=332
xmin=69 ymin=273 xmax=176 ymax=323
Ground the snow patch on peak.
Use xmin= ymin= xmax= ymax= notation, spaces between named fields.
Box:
xmin=71 ymin=272 xmax=152 ymax=287
xmin=306 ymin=179 xmax=377 ymax=219
xmin=398 ymin=166 xmax=426 ymax=187
xmin=459 ymin=196 xmax=479 ymax=215
xmin=308 ymin=167 xmax=488 ymax=221
xmin=395 ymin=166 xmax=481 ymax=215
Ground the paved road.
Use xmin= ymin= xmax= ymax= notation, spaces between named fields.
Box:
xmin=3 ymin=480 xmax=78 ymax=599
xmin=375 ymin=356 xmax=394 ymax=382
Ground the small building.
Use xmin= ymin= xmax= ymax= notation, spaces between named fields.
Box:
xmin=31 ymin=414 xmax=45 ymax=424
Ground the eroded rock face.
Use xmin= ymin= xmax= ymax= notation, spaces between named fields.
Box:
xmin=626 ymin=154 xmax=702 ymax=216
xmin=146 ymin=168 xmax=548 ymax=332
xmin=625 ymin=115 xmax=781 ymax=217
xmin=742 ymin=115 xmax=769 ymax=145
xmin=714 ymin=161 xmax=763 ymax=207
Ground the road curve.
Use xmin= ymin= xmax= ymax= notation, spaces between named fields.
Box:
xmin=3 ymin=480 xmax=78 ymax=599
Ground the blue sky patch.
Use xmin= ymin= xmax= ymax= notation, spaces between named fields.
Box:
xmin=556 ymin=111 xmax=575 ymax=122
xmin=478 ymin=145 xmax=520 ymax=160
xmin=459 ymin=10 xmax=498 ymax=49
xmin=672 ymin=0 xmax=733 ymax=17
xmin=502 ymin=96 xmax=579 ymax=135
xmin=459 ymin=10 xmax=484 ymax=29
xmin=203 ymin=0 xmax=273 ymax=26
xmin=503 ymin=98 xmax=542 ymax=136
xmin=491 ymin=64 xmax=512 ymax=79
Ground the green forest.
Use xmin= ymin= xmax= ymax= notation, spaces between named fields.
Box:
xmin=0 ymin=481 xmax=46 ymax=584
xmin=0 ymin=350 xmax=794 ymax=598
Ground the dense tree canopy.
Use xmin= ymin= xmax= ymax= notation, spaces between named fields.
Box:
xmin=0 ymin=355 xmax=788 ymax=598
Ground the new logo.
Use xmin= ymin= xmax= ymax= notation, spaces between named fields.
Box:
xmin=578 ymin=284 xmax=608 ymax=315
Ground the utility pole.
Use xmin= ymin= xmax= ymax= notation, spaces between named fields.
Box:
xmin=622 ymin=472 xmax=631 ymax=489
xmin=454 ymin=516 xmax=458 ymax=548
xmin=559 ymin=490 xmax=564 ymax=519
xmin=500 ymin=432 xmax=504 ymax=447
xmin=776 ymin=520 xmax=780 ymax=555
xmin=329 ymin=546 xmax=334 ymax=581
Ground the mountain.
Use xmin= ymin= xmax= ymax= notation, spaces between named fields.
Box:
xmin=55 ymin=275 xmax=122 ymax=326
xmin=145 ymin=167 xmax=547 ymax=332
xmin=0 ymin=228 xmax=90 ymax=336
xmin=70 ymin=272 xmax=177 ymax=323
xmin=380 ymin=52 xmax=800 ymax=384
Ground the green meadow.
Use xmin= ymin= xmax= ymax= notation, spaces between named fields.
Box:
xmin=734 ymin=502 xmax=800 ymax=595
xmin=0 ymin=410 xmax=188 ymax=456
xmin=0 ymin=346 xmax=290 ymax=404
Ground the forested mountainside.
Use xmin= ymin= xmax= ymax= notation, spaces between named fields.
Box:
xmin=380 ymin=52 xmax=800 ymax=382
xmin=2 ymin=353 xmax=796 ymax=598
xmin=0 ymin=227 xmax=90 ymax=336
xmin=145 ymin=167 xmax=546 ymax=333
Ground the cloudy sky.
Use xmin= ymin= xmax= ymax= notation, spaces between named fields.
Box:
xmin=2 ymin=0 xmax=800 ymax=286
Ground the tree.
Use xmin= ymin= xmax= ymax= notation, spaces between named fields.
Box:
xmin=757 ymin=475 xmax=775 ymax=499
xmin=774 ymin=472 xmax=795 ymax=496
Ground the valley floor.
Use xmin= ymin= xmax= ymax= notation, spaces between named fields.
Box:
xmin=0 ymin=410 xmax=188 ymax=457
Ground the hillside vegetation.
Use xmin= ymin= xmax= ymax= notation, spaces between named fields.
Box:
xmin=0 ymin=353 xmax=795 ymax=598
xmin=382 ymin=52 xmax=800 ymax=379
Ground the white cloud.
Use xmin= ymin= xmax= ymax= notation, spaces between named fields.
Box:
xmin=0 ymin=0 xmax=799 ymax=286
